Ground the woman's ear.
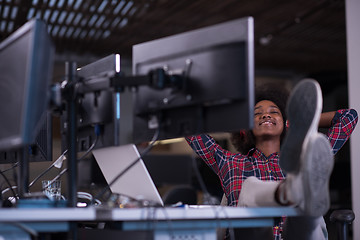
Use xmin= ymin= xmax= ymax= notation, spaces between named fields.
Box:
xmin=285 ymin=120 xmax=289 ymax=130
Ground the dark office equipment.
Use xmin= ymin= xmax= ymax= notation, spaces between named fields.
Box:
xmin=60 ymin=55 xmax=133 ymax=207
xmin=0 ymin=19 xmax=54 ymax=196
xmin=60 ymin=17 xmax=254 ymax=208
xmin=142 ymin=154 xmax=193 ymax=186
xmin=60 ymin=54 xmax=133 ymax=153
xmin=163 ymin=185 xmax=197 ymax=205
xmin=77 ymin=155 xmax=108 ymax=190
xmin=63 ymin=17 xmax=254 ymax=150
xmin=0 ymin=19 xmax=54 ymax=151
xmin=0 ymin=112 xmax=53 ymax=163
xmin=330 ymin=209 xmax=355 ymax=240
xmin=132 ymin=17 xmax=254 ymax=143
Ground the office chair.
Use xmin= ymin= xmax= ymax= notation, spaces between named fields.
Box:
xmin=330 ymin=209 xmax=355 ymax=240
xmin=162 ymin=185 xmax=197 ymax=205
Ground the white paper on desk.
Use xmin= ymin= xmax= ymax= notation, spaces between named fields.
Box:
xmin=92 ymin=144 xmax=164 ymax=206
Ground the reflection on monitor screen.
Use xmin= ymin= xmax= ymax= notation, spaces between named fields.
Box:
xmin=0 ymin=19 xmax=54 ymax=152
xmin=132 ymin=17 xmax=254 ymax=143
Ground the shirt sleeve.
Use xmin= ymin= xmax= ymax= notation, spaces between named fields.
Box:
xmin=327 ymin=109 xmax=358 ymax=154
xmin=185 ymin=134 xmax=235 ymax=175
xmin=186 ymin=134 xmax=246 ymax=205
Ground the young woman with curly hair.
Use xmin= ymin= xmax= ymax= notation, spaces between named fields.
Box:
xmin=186 ymin=79 xmax=358 ymax=239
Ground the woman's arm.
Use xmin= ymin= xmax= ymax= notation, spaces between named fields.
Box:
xmin=319 ymin=111 xmax=336 ymax=128
xmin=325 ymin=109 xmax=358 ymax=154
xmin=186 ymin=134 xmax=235 ymax=174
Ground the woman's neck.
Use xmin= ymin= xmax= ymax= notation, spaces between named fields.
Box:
xmin=256 ymin=138 xmax=281 ymax=157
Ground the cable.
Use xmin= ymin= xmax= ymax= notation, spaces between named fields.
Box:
xmin=41 ymin=168 xmax=67 ymax=191
xmin=0 ymin=162 xmax=18 ymax=173
xmin=2 ymin=186 xmax=17 ymax=195
xmin=29 ymin=149 xmax=68 ymax=188
xmin=41 ymin=126 xmax=99 ymax=191
xmin=190 ymin=156 xmax=217 ymax=205
xmin=92 ymin=125 xmax=161 ymax=205
xmin=77 ymin=191 xmax=101 ymax=206
xmin=78 ymin=134 xmax=99 ymax=162
xmin=0 ymin=162 xmax=18 ymax=201
xmin=0 ymin=167 xmax=17 ymax=201
xmin=5 ymin=222 xmax=38 ymax=238
xmin=155 ymin=205 xmax=176 ymax=239
xmin=190 ymin=155 xmax=235 ymax=240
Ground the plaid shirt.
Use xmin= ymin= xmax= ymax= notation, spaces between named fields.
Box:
xmin=186 ymin=109 xmax=358 ymax=240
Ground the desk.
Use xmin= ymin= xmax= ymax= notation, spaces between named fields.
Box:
xmin=0 ymin=206 xmax=300 ymax=239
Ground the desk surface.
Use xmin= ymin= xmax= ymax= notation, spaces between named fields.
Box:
xmin=0 ymin=205 xmax=300 ymax=222
xmin=0 ymin=206 xmax=302 ymax=233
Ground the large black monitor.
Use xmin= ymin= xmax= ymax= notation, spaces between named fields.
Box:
xmin=132 ymin=17 xmax=254 ymax=143
xmin=0 ymin=19 xmax=54 ymax=152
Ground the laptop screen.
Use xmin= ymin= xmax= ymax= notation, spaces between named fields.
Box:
xmin=92 ymin=144 xmax=164 ymax=206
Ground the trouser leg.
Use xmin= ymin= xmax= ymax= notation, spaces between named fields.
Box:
xmin=283 ymin=216 xmax=327 ymax=240
xmin=233 ymin=227 xmax=273 ymax=240
xmin=235 ymin=177 xmax=280 ymax=240
xmin=238 ymin=176 xmax=281 ymax=207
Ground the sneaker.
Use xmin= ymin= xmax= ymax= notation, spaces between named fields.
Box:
xmin=280 ymin=79 xmax=323 ymax=173
xmin=285 ymin=132 xmax=334 ymax=216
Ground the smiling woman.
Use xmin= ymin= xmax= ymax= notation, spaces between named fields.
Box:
xmin=186 ymin=79 xmax=358 ymax=239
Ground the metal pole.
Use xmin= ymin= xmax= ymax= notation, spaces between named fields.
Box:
xmin=18 ymin=147 xmax=29 ymax=198
xmin=65 ymin=62 xmax=78 ymax=208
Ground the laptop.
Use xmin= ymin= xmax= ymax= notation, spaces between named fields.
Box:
xmin=92 ymin=144 xmax=164 ymax=206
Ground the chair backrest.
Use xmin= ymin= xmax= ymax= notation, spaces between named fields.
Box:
xmin=330 ymin=209 xmax=355 ymax=240
xmin=163 ymin=185 xmax=197 ymax=205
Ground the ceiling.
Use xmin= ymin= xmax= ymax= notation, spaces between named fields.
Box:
xmin=0 ymin=0 xmax=348 ymax=76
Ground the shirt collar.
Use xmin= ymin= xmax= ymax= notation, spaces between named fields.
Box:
xmin=249 ymin=147 xmax=279 ymax=159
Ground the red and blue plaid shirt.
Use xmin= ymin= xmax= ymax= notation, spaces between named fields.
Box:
xmin=186 ymin=109 xmax=358 ymax=240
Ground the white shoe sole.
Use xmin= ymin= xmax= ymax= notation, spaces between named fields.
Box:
xmin=280 ymin=79 xmax=323 ymax=173
xmin=301 ymin=133 xmax=334 ymax=216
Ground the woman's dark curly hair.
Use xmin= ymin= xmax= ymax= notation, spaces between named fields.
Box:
xmin=231 ymin=83 xmax=290 ymax=154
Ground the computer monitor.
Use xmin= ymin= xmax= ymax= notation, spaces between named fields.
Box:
xmin=60 ymin=54 xmax=133 ymax=153
xmin=0 ymin=19 xmax=54 ymax=152
xmin=0 ymin=112 xmax=53 ymax=163
xmin=132 ymin=17 xmax=254 ymax=143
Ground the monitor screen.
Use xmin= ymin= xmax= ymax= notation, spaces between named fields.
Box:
xmin=0 ymin=19 xmax=54 ymax=151
xmin=132 ymin=17 xmax=254 ymax=143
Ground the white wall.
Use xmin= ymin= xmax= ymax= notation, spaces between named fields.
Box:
xmin=345 ymin=0 xmax=360 ymax=239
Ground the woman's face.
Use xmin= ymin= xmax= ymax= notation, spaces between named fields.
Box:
xmin=252 ymin=100 xmax=284 ymax=140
